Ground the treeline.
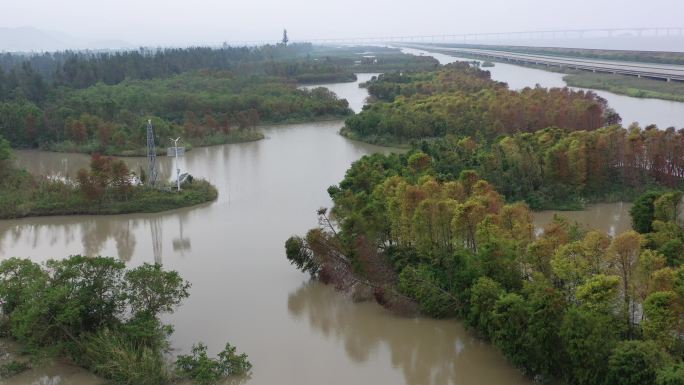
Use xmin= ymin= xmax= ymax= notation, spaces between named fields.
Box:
xmin=0 ymin=43 xmax=315 ymax=90
xmin=343 ymin=64 xmax=621 ymax=145
xmin=419 ymin=124 xmax=684 ymax=208
xmin=286 ymin=151 xmax=684 ymax=384
xmin=0 ymin=71 xmax=351 ymax=154
xmin=0 ymin=44 xmax=443 ymax=153
xmin=0 ymin=137 xmax=217 ymax=218
xmin=0 ymin=44 xmax=436 ymax=106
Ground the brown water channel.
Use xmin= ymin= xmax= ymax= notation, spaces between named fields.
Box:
xmin=0 ymin=73 xmax=632 ymax=385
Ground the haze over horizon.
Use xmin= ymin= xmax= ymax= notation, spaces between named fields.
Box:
xmin=2 ymin=0 xmax=684 ymax=51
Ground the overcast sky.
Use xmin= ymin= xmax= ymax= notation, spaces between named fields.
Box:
xmin=3 ymin=0 xmax=684 ymax=46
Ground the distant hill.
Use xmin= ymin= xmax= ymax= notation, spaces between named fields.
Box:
xmin=0 ymin=26 xmax=134 ymax=52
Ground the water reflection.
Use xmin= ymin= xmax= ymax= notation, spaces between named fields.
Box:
xmin=172 ymin=216 xmax=192 ymax=256
xmin=0 ymin=207 xmax=201 ymax=265
xmin=150 ymin=215 xmax=163 ymax=264
xmin=81 ymin=218 xmax=138 ymax=261
xmin=0 ymin=340 xmax=103 ymax=385
xmin=288 ymin=282 xmax=530 ymax=385
xmin=533 ymin=202 xmax=633 ymax=236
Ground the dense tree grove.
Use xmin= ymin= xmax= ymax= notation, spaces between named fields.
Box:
xmin=0 ymin=44 xmax=437 ymax=154
xmin=0 ymin=256 xmax=250 ymax=385
xmin=343 ymin=64 xmax=621 ymax=144
xmin=341 ymin=64 xmax=683 ymax=208
xmin=0 ymin=43 xmax=331 ymax=89
xmin=419 ymin=124 xmax=684 ymax=208
xmin=286 ymin=154 xmax=684 ymax=384
xmin=0 ymin=71 xmax=351 ymax=154
xmin=630 ymin=190 xmax=684 ymax=266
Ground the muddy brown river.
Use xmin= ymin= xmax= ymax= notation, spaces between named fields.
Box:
xmin=0 ymin=73 xmax=635 ymax=385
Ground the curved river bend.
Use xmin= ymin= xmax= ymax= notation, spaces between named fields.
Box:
xmin=0 ymin=73 xmax=631 ymax=385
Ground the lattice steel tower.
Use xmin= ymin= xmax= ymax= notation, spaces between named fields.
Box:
xmin=146 ymin=119 xmax=158 ymax=186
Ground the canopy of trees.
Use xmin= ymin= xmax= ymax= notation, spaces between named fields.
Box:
xmin=0 ymin=71 xmax=351 ymax=153
xmin=343 ymin=64 xmax=621 ymax=145
xmin=419 ymin=124 xmax=684 ymax=208
xmin=0 ymin=256 xmax=250 ymax=384
xmin=286 ymin=153 xmax=684 ymax=384
xmin=0 ymin=44 xmax=438 ymax=154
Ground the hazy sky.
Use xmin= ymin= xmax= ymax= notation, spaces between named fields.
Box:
xmin=3 ymin=0 xmax=684 ymax=46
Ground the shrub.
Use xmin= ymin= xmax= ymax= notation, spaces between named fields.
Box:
xmin=0 ymin=360 xmax=30 ymax=378
xmin=79 ymin=328 xmax=167 ymax=385
xmin=175 ymin=342 xmax=252 ymax=385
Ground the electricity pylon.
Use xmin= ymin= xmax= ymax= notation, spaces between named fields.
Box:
xmin=146 ymin=119 xmax=158 ymax=186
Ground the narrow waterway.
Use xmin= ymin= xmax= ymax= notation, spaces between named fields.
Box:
xmin=400 ymin=47 xmax=684 ymax=129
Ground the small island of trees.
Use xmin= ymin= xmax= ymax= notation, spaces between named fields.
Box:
xmin=0 ymin=136 xmax=217 ymax=218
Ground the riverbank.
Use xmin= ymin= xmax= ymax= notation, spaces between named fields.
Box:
xmin=338 ymin=127 xmax=411 ymax=148
xmin=0 ymin=175 xmax=217 ymax=220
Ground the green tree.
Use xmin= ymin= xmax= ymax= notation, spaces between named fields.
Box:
xmin=560 ymin=306 xmax=622 ymax=385
xmin=605 ymin=340 xmax=670 ymax=385
xmin=8 ymin=256 xmax=126 ymax=348
xmin=175 ymin=342 xmax=252 ymax=385
xmin=491 ymin=293 xmax=531 ymax=371
xmin=631 ymin=191 xmax=662 ymax=233
xmin=285 ymin=235 xmax=318 ymax=277
xmin=0 ymin=258 xmax=46 ymax=314
xmin=468 ymin=277 xmax=504 ymax=338
xmin=522 ymin=277 xmax=566 ymax=378
xmin=654 ymin=191 xmax=683 ymax=223
xmin=657 ymin=363 xmax=684 ymax=385
xmin=124 ymin=263 xmax=191 ymax=317
xmin=643 ymin=291 xmax=681 ymax=351
xmin=398 ymin=264 xmax=458 ymax=317
xmin=575 ymin=274 xmax=621 ymax=313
